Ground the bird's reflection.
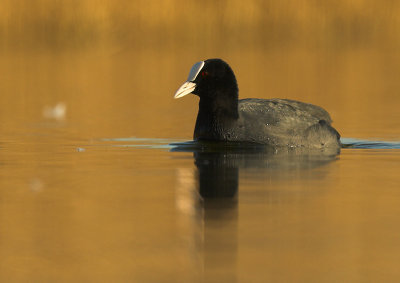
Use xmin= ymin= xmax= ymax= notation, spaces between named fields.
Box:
xmin=172 ymin=141 xmax=339 ymax=282
xmin=172 ymin=141 xmax=339 ymax=199
xmin=195 ymin=150 xmax=239 ymax=199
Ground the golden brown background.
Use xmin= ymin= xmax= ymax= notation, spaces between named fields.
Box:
xmin=1 ymin=1 xmax=400 ymax=282
xmin=1 ymin=0 xmax=400 ymax=139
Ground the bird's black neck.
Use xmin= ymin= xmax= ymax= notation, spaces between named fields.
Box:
xmin=194 ymin=91 xmax=239 ymax=140
xmin=200 ymin=93 xmax=239 ymax=118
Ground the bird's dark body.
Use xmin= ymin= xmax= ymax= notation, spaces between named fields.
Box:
xmin=194 ymin=98 xmax=340 ymax=148
xmin=175 ymin=59 xmax=341 ymax=150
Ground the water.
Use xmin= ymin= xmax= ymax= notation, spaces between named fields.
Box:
xmin=2 ymin=2 xmax=400 ymax=282
xmin=1 ymin=133 xmax=400 ymax=282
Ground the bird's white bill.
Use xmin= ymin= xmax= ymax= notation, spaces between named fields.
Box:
xmin=186 ymin=61 xmax=205 ymax=81
xmin=174 ymin=81 xmax=196 ymax=99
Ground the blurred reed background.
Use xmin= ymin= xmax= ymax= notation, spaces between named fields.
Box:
xmin=1 ymin=0 xmax=400 ymax=50
xmin=1 ymin=0 xmax=400 ymax=140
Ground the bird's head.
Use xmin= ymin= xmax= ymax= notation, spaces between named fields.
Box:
xmin=174 ymin=59 xmax=238 ymax=100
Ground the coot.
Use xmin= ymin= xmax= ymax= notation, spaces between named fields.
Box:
xmin=174 ymin=59 xmax=341 ymax=149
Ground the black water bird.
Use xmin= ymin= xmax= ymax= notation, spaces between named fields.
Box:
xmin=174 ymin=59 xmax=341 ymax=149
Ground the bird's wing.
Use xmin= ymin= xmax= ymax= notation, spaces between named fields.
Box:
xmin=238 ymin=98 xmax=334 ymax=137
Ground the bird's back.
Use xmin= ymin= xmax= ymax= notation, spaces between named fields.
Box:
xmin=231 ymin=98 xmax=340 ymax=148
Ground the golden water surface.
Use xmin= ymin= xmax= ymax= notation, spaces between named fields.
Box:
xmin=1 ymin=1 xmax=400 ymax=282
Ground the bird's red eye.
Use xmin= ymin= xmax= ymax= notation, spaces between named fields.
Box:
xmin=201 ymin=71 xmax=208 ymax=77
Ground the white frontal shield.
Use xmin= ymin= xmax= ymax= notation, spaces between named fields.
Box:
xmin=174 ymin=61 xmax=205 ymax=99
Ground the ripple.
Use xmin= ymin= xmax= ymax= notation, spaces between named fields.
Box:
xmin=341 ymin=138 xmax=400 ymax=149
xmin=99 ymin=137 xmax=400 ymax=150
xmin=99 ymin=137 xmax=185 ymax=149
